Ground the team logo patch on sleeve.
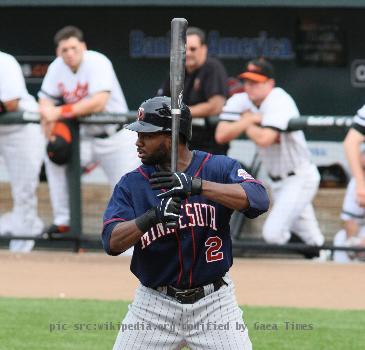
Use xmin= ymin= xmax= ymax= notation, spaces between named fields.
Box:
xmin=237 ymin=169 xmax=254 ymax=180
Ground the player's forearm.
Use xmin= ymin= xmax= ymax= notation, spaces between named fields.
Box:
xmin=246 ymin=124 xmax=277 ymax=147
xmin=109 ymin=209 xmax=159 ymax=254
xmin=215 ymin=120 xmax=247 ymax=144
xmin=201 ymin=181 xmax=249 ymax=210
xmin=109 ymin=220 xmax=145 ymax=254
xmin=2 ymin=98 xmax=19 ymax=112
xmin=39 ymin=98 xmax=55 ymax=107
xmin=65 ymin=92 xmax=110 ymax=117
xmin=189 ymin=95 xmax=225 ymax=118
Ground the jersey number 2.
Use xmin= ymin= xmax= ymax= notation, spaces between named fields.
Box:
xmin=205 ymin=236 xmax=223 ymax=262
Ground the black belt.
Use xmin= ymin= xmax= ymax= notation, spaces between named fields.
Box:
xmin=94 ymin=125 xmax=123 ymax=138
xmin=268 ymin=171 xmax=295 ymax=182
xmin=154 ymin=278 xmax=227 ymax=304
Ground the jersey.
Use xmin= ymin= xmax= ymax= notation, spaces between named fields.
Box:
xmin=219 ymin=87 xmax=312 ymax=178
xmin=102 ymin=150 xmax=268 ymax=289
xmin=38 ymin=50 xmax=128 ymax=137
xmin=0 ymin=51 xmax=38 ymax=133
xmin=158 ymin=57 xmax=229 ymax=154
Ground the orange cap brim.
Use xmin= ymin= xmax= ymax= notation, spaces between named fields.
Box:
xmin=239 ymin=72 xmax=269 ymax=83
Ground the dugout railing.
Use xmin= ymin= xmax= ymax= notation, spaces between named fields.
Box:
xmin=0 ymin=111 xmax=363 ymax=257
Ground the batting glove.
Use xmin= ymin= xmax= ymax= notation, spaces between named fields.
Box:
xmin=155 ymin=196 xmax=182 ymax=229
xmin=135 ymin=196 xmax=182 ymax=232
xmin=150 ymin=171 xmax=202 ymax=199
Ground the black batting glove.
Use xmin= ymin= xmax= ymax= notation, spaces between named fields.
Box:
xmin=150 ymin=171 xmax=202 ymax=199
xmin=135 ymin=196 xmax=182 ymax=232
xmin=155 ymin=196 xmax=182 ymax=229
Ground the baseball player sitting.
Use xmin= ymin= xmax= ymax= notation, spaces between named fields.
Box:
xmin=0 ymin=51 xmax=45 ymax=252
xmin=38 ymin=26 xmax=140 ymax=238
xmin=215 ymin=57 xmax=325 ymax=255
xmin=102 ymin=96 xmax=269 ymax=350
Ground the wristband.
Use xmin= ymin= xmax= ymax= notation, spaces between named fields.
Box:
xmin=135 ymin=208 xmax=158 ymax=233
xmin=60 ymin=104 xmax=75 ymax=119
xmin=191 ymin=177 xmax=202 ymax=195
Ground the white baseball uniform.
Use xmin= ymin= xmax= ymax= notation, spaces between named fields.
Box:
xmin=220 ymin=88 xmax=324 ymax=246
xmin=333 ymin=178 xmax=365 ymax=262
xmin=38 ymin=50 xmax=139 ymax=227
xmin=0 ymin=51 xmax=45 ymax=252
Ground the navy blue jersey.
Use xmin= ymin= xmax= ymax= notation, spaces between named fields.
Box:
xmin=102 ymin=151 xmax=269 ymax=289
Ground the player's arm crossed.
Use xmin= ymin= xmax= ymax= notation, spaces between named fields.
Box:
xmin=215 ymin=110 xmax=262 ymax=144
xmin=245 ymin=123 xmax=279 ymax=147
xmin=189 ymin=95 xmax=226 ymax=118
xmin=39 ymin=91 xmax=110 ymax=122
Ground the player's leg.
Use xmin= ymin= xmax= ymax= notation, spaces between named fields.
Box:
xmin=93 ymin=129 xmax=140 ymax=187
xmin=44 ymin=157 xmax=70 ymax=227
xmin=92 ymin=130 xmax=139 ymax=256
xmin=290 ymin=204 xmax=324 ymax=246
xmin=262 ymin=182 xmax=292 ymax=244
xmin=333 ymin=229 xmax=351 ymax=263
xmin=112 ymin=284 xmax=184 ymax=350
xmin=185 ymin=275 xmax=252 ymax=350
xmin=44 ymin=137 xmax=91 ymax=233
xmin=2 ymin=124 xmax=45 ymax=251
xmin=263 ymin=164 xmax=323 ymax=245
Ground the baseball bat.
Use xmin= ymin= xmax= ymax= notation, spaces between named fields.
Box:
xmin=170 ymin=18 xmax=188 ymax=172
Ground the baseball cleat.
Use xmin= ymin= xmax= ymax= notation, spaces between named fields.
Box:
xmin=42 ymin=224 xmax=70 ymax=239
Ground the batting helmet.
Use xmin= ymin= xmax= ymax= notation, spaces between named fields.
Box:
xmin=125 ymin=96 xmax=192 ymax=141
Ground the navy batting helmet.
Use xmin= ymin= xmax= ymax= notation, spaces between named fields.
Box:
xmin=125 ymin=96 xmax=192 ymax=141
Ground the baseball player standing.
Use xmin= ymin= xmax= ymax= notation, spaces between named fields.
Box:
xmin=38 ymin=26 xmax=139 ymax=237
xmin=0 ymin=51 xmax=45 ymax=252
xmin=215 ymin=58 xmax=325 ymax=251
xmin=102 ymin=96 xmax=269 ymax=349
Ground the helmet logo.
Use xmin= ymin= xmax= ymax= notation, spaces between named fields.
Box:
xmin=137 ymin=107 xmax=145 ymax=120
xmin=178 ymin=91 xmax=183 ymax=109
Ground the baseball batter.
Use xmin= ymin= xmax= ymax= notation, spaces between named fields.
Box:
xmin=38 ymin=26 xmax=139 ymax=236
xmin=102 ymin=96 xmax=269 ymax=349
xmin=215 ymin=58 xmax=324 ymax=249
xmin=0 ymin=51 xmax=45 ymax=252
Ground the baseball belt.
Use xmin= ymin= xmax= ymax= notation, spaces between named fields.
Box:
xmin=94 ymin=125 xmax=123 ymax=139
xmin=154 ymin=277 xmax=227 ymax=304
xmin=268 ymin=171 xmax=295 ymax=182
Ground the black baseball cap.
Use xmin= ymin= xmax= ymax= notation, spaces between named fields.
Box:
xmin=239 ymin=58 xmax=275 ymax=82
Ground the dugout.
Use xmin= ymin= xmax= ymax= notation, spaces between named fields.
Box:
xmin=1 ymin=0 xmax=365 ymax=256
xmin=0 ymin=0 xmax=365 ymax=114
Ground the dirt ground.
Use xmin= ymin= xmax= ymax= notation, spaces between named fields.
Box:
xmin=1 ymin=250 xmax=364 ymax=310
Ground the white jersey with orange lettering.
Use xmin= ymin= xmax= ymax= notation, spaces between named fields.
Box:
xmin=39 ymin=50 xmax=139 ymax=231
